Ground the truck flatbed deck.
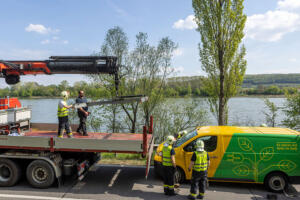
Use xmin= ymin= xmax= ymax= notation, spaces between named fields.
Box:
xmin=0 ymin=131 xmax=152 ymax=153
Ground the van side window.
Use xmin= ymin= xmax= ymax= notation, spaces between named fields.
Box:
xmin=183 ymin=136 xmax=217 ymax=152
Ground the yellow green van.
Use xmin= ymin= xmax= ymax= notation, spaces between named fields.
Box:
xmin=154 ymin=126 xmax=300 ymax=192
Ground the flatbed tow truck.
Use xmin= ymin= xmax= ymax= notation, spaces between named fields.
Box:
xmin=0 ymin=56 xmax=155 ymax=188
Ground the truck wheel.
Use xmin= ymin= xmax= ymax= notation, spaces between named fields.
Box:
xmin=174 ymin=167 xmax=185 ymax=184
xmin=264 ymin=172 xmax=287 ymax=193
xmin=26 ymin=160 xmax=55 ymax=188
xmin=0 ymin=158 xmax=21 ymax=187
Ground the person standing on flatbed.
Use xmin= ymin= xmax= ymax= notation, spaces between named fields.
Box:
xmin=76 ymin=90 xmax=89 ymax=136
xmin=57 ymin=91 xmax=73 ymax=138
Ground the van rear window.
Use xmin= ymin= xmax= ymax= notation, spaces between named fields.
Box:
xmin=174 ymin=130 xmax=197 ymax=147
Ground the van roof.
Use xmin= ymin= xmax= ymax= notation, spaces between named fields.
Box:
xmin=196 ymin=126 xmax=300 ymax=136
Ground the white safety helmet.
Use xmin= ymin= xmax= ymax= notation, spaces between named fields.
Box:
xmin=260 ymin=123 xmax=267 ymax=127
xmin=180 ymin=130 xmax=187 ymax=136
xmin=195 ymin=140 xmax=204 ymax=152
xmin=61 ymin=91 xmax=69 ymax=100
xmin=166 ymin=135 xmax=175 ymax=145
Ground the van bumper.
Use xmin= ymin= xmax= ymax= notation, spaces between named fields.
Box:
xmin=289 ymin=176 xmax=300 ymax=184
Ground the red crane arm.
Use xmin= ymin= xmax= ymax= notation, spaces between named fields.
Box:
xmin=0 ymin=56 xmax=119 ymax=85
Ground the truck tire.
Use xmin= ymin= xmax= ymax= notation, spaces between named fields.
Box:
xmin=0 ymin=158 xmax=21 ymax=187
xmin=264 ymin=172 xmax=288 ymax=193
xmin=26 ymin=160 xmax=55 ymax=189
xmin=174 ymin=167 xmax=185 ymax=184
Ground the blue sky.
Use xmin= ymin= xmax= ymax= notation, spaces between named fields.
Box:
xmin=1 ymin=0 xmax=300 ymax=87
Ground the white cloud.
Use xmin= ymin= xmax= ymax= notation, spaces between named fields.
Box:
xmin=173 ymin=48 xmax=184 ymax=57
xmin=52 ymin=36 xmax=59 ymax=40
xmin=25 ymin=24 xmax=60 ymax=34
xmin=41 ymin=39 xmax=50 ymax=45
xmin=173 ymin=15 xmax=197 ymax=30
xmin=63 ymin=40 xmax=69 ymax=44
xmin=278 ymin=0 xmax=300 ymax=11
xmin=289 ymin=58 xmax=298 ymax=62
xmin=246 ymin=10 xmax=300 ymax=42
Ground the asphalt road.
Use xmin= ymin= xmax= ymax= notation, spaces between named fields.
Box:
xmin=0 ymin=164 xmax=299 ymax=200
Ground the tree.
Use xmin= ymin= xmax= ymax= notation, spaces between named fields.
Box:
xmin=153 ymin=99 xmax=209 ymax=143
xmin=192 ymin=0 xmax=247 ymax=125
xmin=136 ymin=34 xmax=177 ymax=127
xmin=262 ymin=99 xmax=279 ymax=127
xmin=89 ymin=26 xmax=129 ymax=133
xmin=282 ymin=93 xmax=300 ymax=130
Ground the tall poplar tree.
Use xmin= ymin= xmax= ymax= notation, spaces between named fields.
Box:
xmin=192 ymin=0 xmax=247 ymax=125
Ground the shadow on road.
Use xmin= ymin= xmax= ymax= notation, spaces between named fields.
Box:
xmin=0 ymin=165 xmax=298 ymax=200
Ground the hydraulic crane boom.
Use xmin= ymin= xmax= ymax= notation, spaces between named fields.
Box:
xmin=0 ymin=56 xmax=119 ymax=85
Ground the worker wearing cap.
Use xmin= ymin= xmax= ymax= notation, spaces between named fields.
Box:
xmin=57 ymin=91 xmax=73 ymax=138
xmin=76 ymin=90 xmax=89 ymax=136
xmin=188 ymin=140 xmax=210 ymax=200
xmin=162 ymin=135 xmax=177 ymax=196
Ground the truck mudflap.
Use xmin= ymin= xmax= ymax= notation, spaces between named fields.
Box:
xmin=145 ymin=135 xmax=154 ymax=179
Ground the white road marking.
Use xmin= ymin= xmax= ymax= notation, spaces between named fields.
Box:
xmin=108 ymin=169 xmax=121 ymax=187
xmin=0 ymin=194 xmax=95 ymax=200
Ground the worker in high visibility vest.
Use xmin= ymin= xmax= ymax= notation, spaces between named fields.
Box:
xmin=176 ymin=130 xmax=187 ymax=139
xmin=188 ymin=140 xmax=210 ymax=200
xmin=57 ymin=91 xmax=73 ymax=138
xmin=162 ymin=135 xmax=177 ymax=196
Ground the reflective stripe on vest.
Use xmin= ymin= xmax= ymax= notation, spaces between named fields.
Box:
xmin=57 ymin=101 xmax=68 ymax=117
xmin=193 ymin=151 xmax=208 ymax=172
xmin=162 ymin=144 xmax=173 ymax=166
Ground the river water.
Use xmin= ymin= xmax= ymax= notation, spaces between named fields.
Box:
xmin=20 ymin=97 xmax=286 ymax=127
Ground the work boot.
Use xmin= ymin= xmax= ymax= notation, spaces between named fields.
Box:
xmin=164 ymin=188 xmax=169 ymax=195
xmin=188 ymin=194 xmax=196 ymax=200
xmin=83 ymin=132 xmax=89 ymax=136
xmin=58 ymin=135 xmax=63 ymax=138
xmin=196 ymin=194 xmax=203 ymax=199
xmin=67 ymin=133 xmax=73 ymax=138
xmin=168 ymin=190 xmax=177 ymax=196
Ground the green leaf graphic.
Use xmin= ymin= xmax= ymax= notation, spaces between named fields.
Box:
xmin=233 ymin=165 xmax=250 ymax=176
xmin=226 ymin=153 xmax=244 ymax=163
xmin=260 ymin=147 xmax=274 ymax=161
xmin=238 ymin=137 xmax=253 ymax=152
xmin=278 ymin=160 xmax=297 ymax=172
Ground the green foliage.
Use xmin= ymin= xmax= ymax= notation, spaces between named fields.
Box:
xmin=262 ymin=99 xmax=278 ymax=127
xmin=153 ymin=98 xmax=209 ymax=143
xmin=282 ymin=93 xmax=300 ymax=130
xmin=243 ymin=74 xmax=300 ymax=86
xmin=192 ymin=0 xmax=247 ymax=125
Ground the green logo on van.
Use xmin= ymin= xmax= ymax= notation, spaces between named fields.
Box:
xmin=214 ymin=134 xmax=298 ymax=183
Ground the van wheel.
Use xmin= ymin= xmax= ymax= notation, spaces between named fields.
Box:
xmin=264 ymin=172 xmax=287 ymax=192
xmin=174 ymin=167 xmax=185 ymax=184
xmin=26 ymin=160 xmax=55 ymax=189
xmin=0 ymin=158 xmax=21 ymax=187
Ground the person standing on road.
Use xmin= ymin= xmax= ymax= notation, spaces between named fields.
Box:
xmin=76 ymin=90 xmax=89 ymax=136
xmin=188 ymin=140 xmax=210 ymax=200
xmin=162 ymin=135 xmax=177 ymax=196
xmin=176 ymin=130 xmax=187 ymax=140
xmin=57 ymin=91 xmax=73 ymax=138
